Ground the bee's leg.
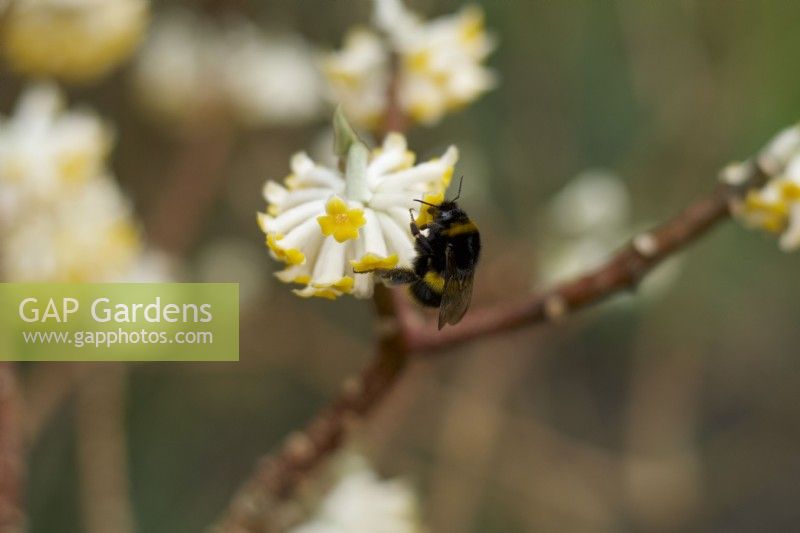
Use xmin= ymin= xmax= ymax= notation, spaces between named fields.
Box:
xmin=407 ymin=211 xmax=437 ymax=256
xmin=368 ymin=268 xmax=419 ymax=286
xmin=408 ymin=209 xmax=429 ymax=236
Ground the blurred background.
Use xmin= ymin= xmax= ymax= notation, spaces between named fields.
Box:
xmin=3 ymin=0 xmax=800 ymax=532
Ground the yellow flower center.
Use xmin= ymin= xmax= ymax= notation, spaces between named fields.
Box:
xmin=317 ymin=196 xmax=366 ymax=243
xmin=743 ymin=191 xmax=788 ymax=233
xmin=406 ymin=50 xmax=431 ymax=73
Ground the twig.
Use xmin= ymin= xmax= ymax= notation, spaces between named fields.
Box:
xmin=216 ymin=54 xmax=421 ymax=533
xmin=383 ymin=54 xmax=407 ymax=134
xmin=217 ymin=158 xmax=768 ymax=531
xmin=406 ymin=165 xmax=767 ymax=353
xmin=24 ymin=363 xmax=99 ymax=445
xmin=147 ymin=121 xmax=234 ymax=256
xmin=75 ymin=365 xmax=135 ymax=533
xmin=216 ymin=286 xmax=410 ymax=533
xmin=0 ymin=363 xmax=24 ymax=533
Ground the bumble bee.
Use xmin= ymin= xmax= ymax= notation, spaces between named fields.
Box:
xmin=358 ymin=178 xmax=481 ymax=329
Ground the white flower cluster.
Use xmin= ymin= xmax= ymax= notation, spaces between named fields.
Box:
xmin=289 ymin=453 xmax=423 ymax=533
xmin=133 ymin=9 xmax=324 ymax=128
xmin=1 ymin=0 xmax=148 ymax=82
xmin=538 ymin=170 xmax=631 ymax=285
xmin=323 ymin=0 xmax=496 ymax=128
xmin=723 ymin=124 xmax=800 ymax=251
xmin=0 ymin=85 xmax=144 ymax=282
xmin=258 ymin=114 xmax=456 ymax=300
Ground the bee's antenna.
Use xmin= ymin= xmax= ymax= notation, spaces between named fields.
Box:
xmin=413 ymin=198 xmax=439 ymax=208
xmin=451 ymin=176 xmax=464 ymax=202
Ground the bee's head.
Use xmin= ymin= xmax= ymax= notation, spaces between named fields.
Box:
xmin=435 ymin=200 xmax=462 ymax=222
xmin=414 ymin=176 xmax=467 ymax=224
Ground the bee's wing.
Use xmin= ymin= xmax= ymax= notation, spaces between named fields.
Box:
xmin=438 ymin=245 xmax=475 ymax=330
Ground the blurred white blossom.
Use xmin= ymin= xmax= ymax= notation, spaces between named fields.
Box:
xmin=725 ymin=124 xmax=800 ymax=251
xmin=547 ymin=170 xmax=630 ymax=237
xmin=2 ymin=176 xmax=141 ymax=281
xmin=224 ymin=27 xmax=323 ymax=127
xmin=538 ymin=170 xmax=629 ymax=284
xmin=322 ymin=29 xmax=390 ymax=130
xmin=1 ymin=0 xmax=148 ymax=82
xmin=323 ymin=0 xmax=495 ymax=128
xmin=133 ymin=9 xmax=323 ymax=128
xmin=126 ymin=249 xmax=178 ymax=282
xmin=289 ymin=453 xmax=423 ymax=533
xmin=259 ymin=119 xmax=456 ymax=300
xmin=0 ymin=83 xmax=112 ymax=225
xmin=0 ymin=84 xmax=150 ymax=282
xmin=537 ymin=170 xmax=682 ymax=298
xmin=374 ymin=0 xmax=496 ymax=125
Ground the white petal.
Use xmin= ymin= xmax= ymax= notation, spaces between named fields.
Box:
xmin=367 ymin=133 xmax=409 ymax=181
xmin=273 ymin=187 xmax=333 ymax=211
xmin=291 ymin=152 xmax=344 ymax=189
xmin=257 ymin=212 xmax=272 ymax=233
xmin=312 ymin=237 xmax=347 ymax=284
xmin=262 ymin=199 xmax=325 ymax=235
xmin=279 ymin=217 xmax=323 ymax=250
xmin=377 ymin=212 xmax=415 ymax=265
xmin=352 ymin=274 xmax=374 ymax=298
xmin=374 ymin=146 xmax=457 ymax=192
xmin=780 ymin=203 xmax=800 ymax=251
xmin=263 ymin=180 xmax=288 ymax=204
xmin=388 ymin=206 xmax=413 ymax=229
xmin=275 ymin=264 xmax=309 ymax=283
xmin=763 ymin=125 xmax=800 ymax=171
xmin=369 ymin=191 xmax=417 ymax=211
xmin=374 ymin=163 xmax=443 ymax=191
xmin=361 ymin=208 xmax=389 ymax=257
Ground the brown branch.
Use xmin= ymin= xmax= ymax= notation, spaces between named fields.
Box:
xmin=383 ymin=54 xmax=407 ymax=134
xmin=146 ymin=121 xmax=234 ymax=256
xmin=217 ymin=53 xmax=424 ymax=532
xmin=406 ymin=164 xmax=767 ymax=353
xmin=217 ymin=158 xmax=768 ymax=531
xmin=215 ymin=286 xmax=410 ymax=532
xmin=0 ymin=363 xmax=24 ymax=533
xmin=76 ymin=365 xmax=135 ymax=533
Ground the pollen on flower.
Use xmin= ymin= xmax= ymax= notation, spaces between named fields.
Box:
xmin=266 ymin=233 xmax=306 ymax=265
xmin=313 ymin=276 xmax=355 ymax=293
xmin=293 ymin=286 xmax=342 ymax=300
xmin=442 ymin=165 xmax=454 ymax=187
xmin=317 ymin=196 xmax=367 ymax=243
xmin=350 ymin=253 xmax=399 ymax=272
